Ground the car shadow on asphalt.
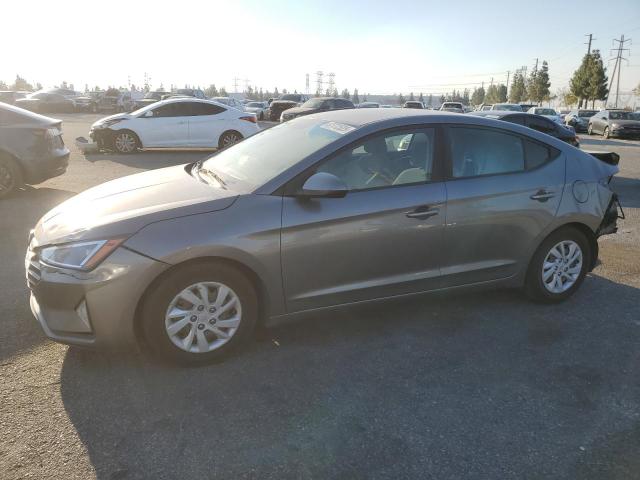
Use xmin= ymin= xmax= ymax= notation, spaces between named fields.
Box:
xmin=611 ymin=176 xmax=640 ymax=208
xmin=83 ymin=150 xmax=212 ymax=170
xmin=0 ymin=187 xmax=76 ymax=363
xmin=59 ymin=275 xmax=640 ymax=479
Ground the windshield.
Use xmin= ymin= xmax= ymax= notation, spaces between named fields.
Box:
xmin=578 ymin=110 xmax=597 ymax=117
xmin=201 ymin=118 xmax=351 ymax=188
xmin=536 ymin=108 xmax=557 ymax=116
xmin=280 ymin=94 xmax=301 ymax=101
xmin=494 ymin=104 xmax=521 ymax=111
xmin=302 ymin=98 xmax=326 ymax=108
xmin=609 ymin=111 xmax=634 ymax=120
xmin=246 ymin=102 xmax=263 ymax=107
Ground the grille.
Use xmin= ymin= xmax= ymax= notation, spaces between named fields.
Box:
xmin=25 ymin=236 xmax=41 ymax=289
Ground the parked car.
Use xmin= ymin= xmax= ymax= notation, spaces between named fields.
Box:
xmin=480 ymin=104 xmax=493 ymax=111
xmin=269 ymin=94 xmax=309 ymax=121
xmin=518 ymin=103 xmax=537 ymax=112
xmin=162 ymin=88 xmax=206 ymax=100
xmin=134 ymin=91 xmax=171 ymax=109
xmin=564 ymin=109 xmax=598 ymax=132
xmin=588 ymin=110 xmax=640 ymax=139
xmin=73 ymin=95 xmax=99 ymax=113
xmin=527 ymin=107 xmax=563 ymax=124
xmin=210 ymin=97 xmax=245 ymax=111
xmin=404 ymin=101 xmax=424 ymax=109
xmin=244 ymin=101 xmax=269 ymax=120
xmin=15 ymin=92 xmax=76 ymax=113
xmin=0 ymin=103 xmax=69 ymax=198
xmin=358 ymin=102 xmax=380 ymax=108
xmin=559 ymin=109 xmax=570 ymax=122
xmin=471 ymin=110 xmax=580 ymax=147
xmin=280 ymin=97 xmax=354 ymax=121
xmin=491 ymin=103 xmax=524 ymax=112
xmin=380 ymin=104 xmax=393 ymax=108
xmin=0 ymin=91 xmax=29 ymax=105
xmin=89 ymin=98 xmax=258 ymax=153
xmin=440 ymin=102 xmax=464 ymax=112
xmin=26 ymin=109 xmax=620 ymax=364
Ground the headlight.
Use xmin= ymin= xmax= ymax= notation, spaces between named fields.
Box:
xmin=610 ymin=123 xmax=621 ymax=129
xmin=39 ymin=238 xmax=125 ymax=271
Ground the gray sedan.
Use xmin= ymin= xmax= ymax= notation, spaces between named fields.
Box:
xmin=25 ymin=109 xmax=621 ymax=364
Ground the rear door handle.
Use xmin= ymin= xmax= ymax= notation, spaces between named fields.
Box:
xmin=405 ymin=205 xmax=440 ymax=220
xmin=530 ymin=189 xmax=555 ymax=202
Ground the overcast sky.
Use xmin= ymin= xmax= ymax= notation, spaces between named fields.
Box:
xmin=2 ymin=0 xmax=639 ymax=97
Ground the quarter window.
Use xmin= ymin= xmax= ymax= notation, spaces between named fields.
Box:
xmin=449 ymin=127 xmax=524 ymax=178
xmin=317 ymin=128 xmax=435 ymax=191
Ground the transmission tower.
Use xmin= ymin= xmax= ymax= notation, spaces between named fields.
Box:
xmin=305 ymin=73 xmax=310 ymax=94
xmin=315 ymin=71 xmax=324 ymax=95
xmin=327 ymin=72 xmax=335 ymax=95
xmin=607 ymin=35 xmax=631 ymax=108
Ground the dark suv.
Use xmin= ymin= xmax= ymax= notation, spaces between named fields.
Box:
xmin=588 ymin=110 xmax=640 ymax=139
xmin=269 ymin=94 xmax=309 ymax=121
xmin=280 ymin=97 xmax=355 ymax=122
xmin=0 ymin=103 xmax=69 ymax=198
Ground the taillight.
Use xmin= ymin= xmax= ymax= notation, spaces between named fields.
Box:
xmin=240 ymin=116 xmax=257 ymax=123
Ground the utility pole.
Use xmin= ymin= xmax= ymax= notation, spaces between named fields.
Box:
xmin=305 ymin=73 xmax=309 ymax=94
xmin=315 ymin=71 xmax=323 ymax=96
xmin=506 ymin=71 xmax=510 ymax=96
xmin=607 ymin=35 xmax=631 ymax=108
xmin=585 ymin=33 xmax=595 ymax=55
xmin=232 ymin=77 xmax=240 ymax=93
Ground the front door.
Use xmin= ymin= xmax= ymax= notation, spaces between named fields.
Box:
xmin=138 ymin=102 xmax=191 ymax=147
xmin=281 ymin=126 xmax=446 ymax=312
xmin=441 ymin=125 xmax=565 ymax=286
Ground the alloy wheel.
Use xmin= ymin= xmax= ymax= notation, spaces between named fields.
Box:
xmin=164 ymin=282 xmax=242 ymax=354
xmin=541 ymin=240 xmax=583 ymax=294
xmin=222 ymin=132 xmax=241 ymax=148
xmin=114 ymin=132 xmax=137 ymax=153
xmin=603 ymin=127 xmax=609 ymax=139
xmin=0 ymin=163 xmax=15 ymax=194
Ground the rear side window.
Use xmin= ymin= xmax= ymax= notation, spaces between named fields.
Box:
xmin=526 ymin=116 xmax=556 ymax=135
xmin=191 ymin=103 xmax=226 ymax=116
xmin=524 ymin=140 xmax=554 ymax=170
xmin=449 ymin=127 xmax=524 ymax=178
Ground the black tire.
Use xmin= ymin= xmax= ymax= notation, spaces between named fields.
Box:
xmin=0 ymin=155 xmax=24 ymax=199
xmin=218 ymin=130 xmax=243 ymax=150
xmin=587 ymin=124 xmax=593 ymax=135
xmin=140 ymin=261 xmax=258 ymax=365
xmin=524 ymin=227 xmax=591 ymax=303
xmin=112 ymin=130 xmax=140 ymax=154
xmin=603 ymin=127 xmax=610 ymax=139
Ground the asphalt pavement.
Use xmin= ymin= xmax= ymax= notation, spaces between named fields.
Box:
xmin=1 ymin=114 xmax=639 ymax=479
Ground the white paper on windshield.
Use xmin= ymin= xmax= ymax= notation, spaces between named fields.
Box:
xmin=319 ymin=122 xmax=356 ymax=135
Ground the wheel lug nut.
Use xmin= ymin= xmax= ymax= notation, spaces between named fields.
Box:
xmin=197 ymin=305 xmax=205 ymax=311
xmin=197 ymin=324 xmax=205 ymax=330
xmin=190 ymin=315 xmax=197 ymax=322
xmin=209 ymin=307 xmax=216 ymax=313
xmin=209 ymin=318 xmax=217 ymax=325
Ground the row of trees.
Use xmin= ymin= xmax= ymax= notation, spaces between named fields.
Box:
xmin=0 ymin=75 xmax=42 ymax=92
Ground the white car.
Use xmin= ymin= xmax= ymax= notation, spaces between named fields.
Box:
xmin=244 ymin=101 xmax=268 ymax=120
xmin=527 ymin=107 xmax=563 ymax=124
xmin=210 ymin=97 xmax=245 ymax=111
xmin=89 ymin=98 xmax=259 ymax=153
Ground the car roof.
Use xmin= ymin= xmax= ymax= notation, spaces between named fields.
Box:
xmin=471 ymin=110 xmax=521 ymax=118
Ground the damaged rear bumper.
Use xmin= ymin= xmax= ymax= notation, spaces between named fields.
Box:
xmin=597 ymin=193 xmax=624 ymax=237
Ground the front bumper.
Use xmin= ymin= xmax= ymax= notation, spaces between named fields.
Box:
xmin=26 ymin=241 xmax=169 ymax=349
xmin=609 ymin=128 xmax=640 ymax=139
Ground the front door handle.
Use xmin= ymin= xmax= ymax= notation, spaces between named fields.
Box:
xmin=405 ymin=205 xmax=440 ymax=219
xmin=530 ymin=189 xmax=555 ymax=202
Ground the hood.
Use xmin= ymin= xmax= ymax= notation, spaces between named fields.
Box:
xmin=34 ymin=164 xmax=238 ymax=245
xmin=92 ymin=112 xmax=130 ymax=128
xmin=283 ymin=107 xmax=315 ymax=116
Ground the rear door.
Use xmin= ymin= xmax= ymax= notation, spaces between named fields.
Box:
xmin=281 ymin=126 xmax=446 ymax=312
xmin=136 ymin=102 xmax=190 ymax=147
xmin=187 ymin=102 xmax=228 ymax=147
xmin=441 ymin=125 xmax=564 ymax=286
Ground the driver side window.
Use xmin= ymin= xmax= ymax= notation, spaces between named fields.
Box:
xmin=317 ymin=128 xmax=435 ymax=191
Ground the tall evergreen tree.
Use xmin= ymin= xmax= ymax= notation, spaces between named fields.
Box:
xmin=585 ymin=50 xmax=608 ymax=108
xmin=409 ymin=92 xmax=415 ymax=101
xmin=398 ymin=93 xmax=405 ymax=104
xmin=427 ymin=93 xmax=433 ymax=107
xmin=497 ymin=84 xmax=508 ymax=103
xmin=462 ymin=89 xmax=470 ymax=105
xmin=419 ymin=92 xmax=424 ymax=104
xmin=530 ymin=61 xmax=551 ymax=105
xmin=471 ymin=87 xmax=485 ymax=106
xmin=353 ymin=89 xmax=360 ymax=104
xmin=509 ymin=73 xmax=527 ymax=103
xmin=485 ymin=84 xmax=500 ymax=104
xmin=204 ymin=84 xmax=219 ymax=97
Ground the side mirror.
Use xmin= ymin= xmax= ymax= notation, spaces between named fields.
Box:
xmin=298 ymin=172 xmax=348 ymax=198
xmin=143 ymin=110 xmax=154 ymax=118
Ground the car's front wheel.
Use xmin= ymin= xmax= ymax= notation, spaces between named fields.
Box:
xmin=603 ymin=127 xmax=610 ymax=139
xmin=113 ymin=130 xmax=140 ymax=154
xmin=140 ymin=262 xmax=258 ymax=365
xmin=525 ymin=227 xmax=591 ymax=303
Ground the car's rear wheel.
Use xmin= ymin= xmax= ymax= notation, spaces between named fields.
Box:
xmin=218 ymin=131 xmax=243 ymax=150
xmin=525 ymin=227 xmax=590 ymax=303
xmin=140 ymin=262 xmax=258 ymax=365
xmin=0 ymin=155 xmax=23 ymax=199
xmin=603 ymin=127 xmax=610 ymax=139
xmin=113 ymin=130 xmax=140 ymax=154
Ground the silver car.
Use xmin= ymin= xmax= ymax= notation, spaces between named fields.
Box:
xmin=25 ymin=109 xmax=621 ymax=364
